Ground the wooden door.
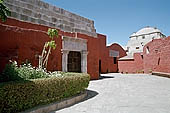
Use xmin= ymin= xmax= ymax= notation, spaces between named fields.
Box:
xmin=68 ymin=51 xmax=81 ymax=72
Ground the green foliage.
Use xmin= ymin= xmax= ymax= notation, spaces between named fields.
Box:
xmin=17 ymin=64 xmax=49 ymax=80
xmin=0 ymin=0 xmax=11 ymax=22
xmin=45 ymin=40 xmax=56 ymax=49
xmin=0 ymin=61 xmax=49 ymax=82
xmin=39 ymin=28 xmax=58 ymax=68
xmin=46 ymin=28 xmax=58 ymax=49
xmin=0 ymin=61 xmax=23 ymax=82
xmin=47 ymin=28 xmax=58 ymax=39
xmin=0 ymin=73 xmax=90 ymax=113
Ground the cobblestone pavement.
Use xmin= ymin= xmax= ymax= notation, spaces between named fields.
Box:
xmin=51 ymin=73 xmax=170 ymax=113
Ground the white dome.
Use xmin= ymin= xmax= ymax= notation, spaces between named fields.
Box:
xmin=130 ymin=26 xmax=161 ymax=37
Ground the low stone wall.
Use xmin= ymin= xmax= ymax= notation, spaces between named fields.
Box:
xmin=4 ymin=0 xmax=97 ymax=37
xmin=21 ymin=91 xmax=87 ymax=113
xmin=118 ymin=53 xmax=144 ymax=73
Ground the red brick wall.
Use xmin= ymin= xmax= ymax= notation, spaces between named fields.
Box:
xmin=118 ymin=53 xmax=143 ymax=73
xmin=143 ymin=37 xmax=170 ymax=73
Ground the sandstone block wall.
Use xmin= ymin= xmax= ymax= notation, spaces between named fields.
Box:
xmin=4 ymin=0 xmax=97 ymax=37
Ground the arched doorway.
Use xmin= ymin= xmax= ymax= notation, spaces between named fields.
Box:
xmin=68 ymin=51 xmax=81 ymax=72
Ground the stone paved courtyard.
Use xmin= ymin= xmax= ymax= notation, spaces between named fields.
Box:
xmin=51 ymin=73 xmax=170 ymax=113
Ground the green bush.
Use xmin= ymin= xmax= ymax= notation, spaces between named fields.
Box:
xmin=17 ymin=64 xmax=49 ymax=80
xmin=0 ymin=73 xmax=90 ymax=113
xmin=0 ymin=61 xmax=49 ymax=82
xmin=0 ymin=61 xmax=23 ymax=82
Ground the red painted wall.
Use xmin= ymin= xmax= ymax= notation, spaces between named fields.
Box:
xmin=143 ymin=36 xmax=170 ymax=73
xmin=0 ymin=18 xmax=126 ymax=79
xmin=106 ymin=43 xmax=127 ymax=73
xmin=118 ymin=53 xmax=143 ymax=73
xmin=79 ymin=33 xmax=103 ymax=79
xmin=118 ymin=36 xmax=170 ymax=74
xmin=0 ymin=22 xmax=62 ymax=72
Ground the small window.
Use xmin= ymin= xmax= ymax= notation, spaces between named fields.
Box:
xmin=158 ymin=57 xmax=160 ymax=65
xmin=136 ymin=47 xmax=139 ymax=49
xmin=142 ymin=36 xmax=145 ymax=39
xmin=113 ymin=57 xmax=117 ymax=64
xmin=141 ymin=55 xmax=143 ymax=59
xmin=127 ymin=47 xmax=129 ymax=50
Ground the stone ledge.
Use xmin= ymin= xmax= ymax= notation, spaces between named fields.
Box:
xmin=21 ymin=91 xmax=87 ymax=113
xmin=152 ymin=71 xmax=170 ymax=78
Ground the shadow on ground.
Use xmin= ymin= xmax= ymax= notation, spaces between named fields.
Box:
xmin=99 ymin=75 xmax=114 ymax=80
xmin=50 ymin=90 xmax=98 ymax=113
xmin=84 ymin=89 xmax=99 ymax=100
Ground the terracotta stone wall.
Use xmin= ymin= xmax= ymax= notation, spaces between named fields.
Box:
xmin=106 ymin=43 xmax=127 ymax=73
xmin=118 ymin=53 xmax=144 ymax=73
xmin=76 ymin=33 xmax=101 ymax=79
xmin=0 ymin=20 xmax=62 ymax=72
xmin=118 ymin=36 xmax=170 ymax=74
xmin=0 ymin=18 xmax=126 ymax=79
xmin=143 ymin=36 xmax=170 ymax=73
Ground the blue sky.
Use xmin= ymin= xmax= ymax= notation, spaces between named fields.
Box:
xmin=43 ymin=0 xmax=170 ymax=46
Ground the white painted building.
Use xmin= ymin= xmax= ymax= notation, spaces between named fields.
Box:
xmin=126 ymin=26 xmax=165 ymax=55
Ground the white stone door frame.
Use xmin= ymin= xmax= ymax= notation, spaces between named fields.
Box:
xmin=61 ymin=36 xmax=88 ymax=73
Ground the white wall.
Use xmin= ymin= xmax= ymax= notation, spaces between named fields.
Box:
xmin=126 ymin=32 xmax=164 ymax=55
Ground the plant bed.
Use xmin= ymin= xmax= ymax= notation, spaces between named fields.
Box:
xmin=21 ymin=90 xmax=87 ymax=113
xmin=0 ymin=73 xmax=90 ymax=113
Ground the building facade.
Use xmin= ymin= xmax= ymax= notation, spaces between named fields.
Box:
xmin=0 ymin=0 xmax=126 ymax=79
xmin=118 ymin=27 xmax=170 ymax=74
xmin=126 ymin=26 xmax=165 ymax=55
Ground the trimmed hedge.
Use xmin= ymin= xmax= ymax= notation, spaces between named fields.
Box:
xmin=0 ymin=73 xmax=90 ymax=113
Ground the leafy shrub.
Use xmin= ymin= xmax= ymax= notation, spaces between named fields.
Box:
xmin=0 ymin=61 xmax=23 ymax=82
xmin=0 ymin=73 xmax=90 ymax=113
xmin=0 ymin=61 xmax=49 ymax=82
xmin=17 ymin=64 xmax=49 ymax=80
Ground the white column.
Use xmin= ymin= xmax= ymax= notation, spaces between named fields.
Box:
xmin=62 ymin=50 xmax=69 ymax=72
xmin=81 ymin=50 xmax=88 ymax=73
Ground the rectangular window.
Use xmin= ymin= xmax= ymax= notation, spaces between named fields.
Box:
xmin=109 ymin=50 xmax=119 ymax=57
xmin=114 ymin=57 xmax=117 ymax=64
xmin=142 ymin=36 xmax=145 ymax=39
